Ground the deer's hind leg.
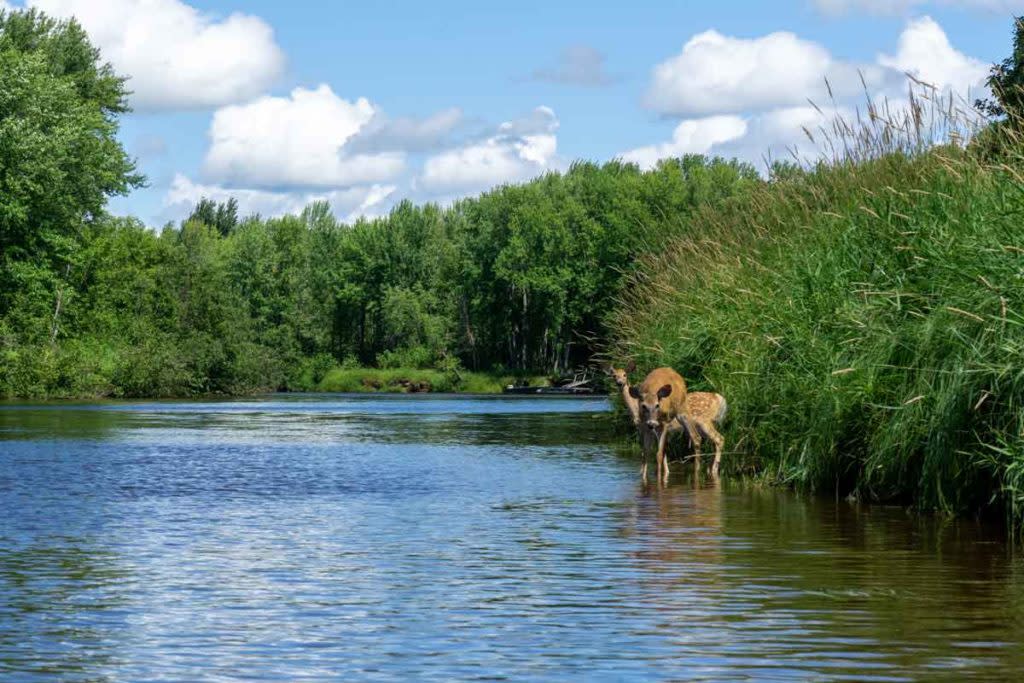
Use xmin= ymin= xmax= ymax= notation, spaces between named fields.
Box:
xmin=693 ymin=418 xmax=725 ymax=477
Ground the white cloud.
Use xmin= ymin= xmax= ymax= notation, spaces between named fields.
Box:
xmin=718 ymin=105 xmax=855 ymax=167
xmin=204 ymin=84 xmax=405 ymax=190
xmin=633 ymin=16 xmax=986 ymax=171
xmin=814 ymin=0 xmax=1024 ymax=14
xmin=622 ymin=106 xmax=854 ymax=171
xmin=645 ymin=29 xmax=898 ymax=117
xmin=165 ymin=174 xmax=396 ymax=223
xmin=419 ymin=106 xmax=561 ymax=194
xmin=28 ymin=0 xmax=284 ymax=111
xmin=646 ymin=30 xmax=843 ymax=116
xmin=165 ymin=100 xmax=563 ymax=220
xmin=621 ymin=116 xmax=748 ymax=169
xmin=878 ymin=16 xmax=988 ymax=92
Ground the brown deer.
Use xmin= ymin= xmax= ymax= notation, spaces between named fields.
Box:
xmin=678 ymin=392 xmax=727 ymax=477
xmin=628 ymin=367 xmax=688 ymax=484
xmin=610 ymin=363 xmax=728 ymax=479
xmin=606 ymin=360 xmax=660 ymax=455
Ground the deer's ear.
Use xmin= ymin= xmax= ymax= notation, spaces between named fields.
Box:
xmin=625 ymin=360 xmax=636 ymax=373
xmin=628 ymin=386 xmax=641 ymax=400
xmin=657 ymin=384 xmax=672 ymax=399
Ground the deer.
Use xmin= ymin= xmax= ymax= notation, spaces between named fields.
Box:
xmin=628 ymin=367 xmax=688 ymax=484
xmin=607 ymin=360 xmax=656 ymax=454
xmin=609 ymin=362 xmax=728 ymax=480
xmin=677 ymin=392 xmax=727 ymax=477
xmin=606 ymin=360 xmax=641 ymax=427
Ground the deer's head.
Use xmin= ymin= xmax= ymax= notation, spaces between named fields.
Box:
xmin=605 ymin=360 xmax=636 ymax=388
xmin=629 ymin=382 xmax=673 ymax=430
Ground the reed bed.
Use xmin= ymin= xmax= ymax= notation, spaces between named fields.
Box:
xmin=611 ymin=84 xmax=1024 ymax=527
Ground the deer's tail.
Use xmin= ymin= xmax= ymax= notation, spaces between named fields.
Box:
xmin=716 ymin=395 xmax=728 ymax=424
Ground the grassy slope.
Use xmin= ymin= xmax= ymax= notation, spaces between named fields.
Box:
xmin=612 ymin=144 xmax=1024 ymax=526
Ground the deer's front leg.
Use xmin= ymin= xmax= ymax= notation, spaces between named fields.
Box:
xmin=656 ymin=425 xmax=669 ymax=484
xmin=639 ymin=424 xmax=652 ymax=481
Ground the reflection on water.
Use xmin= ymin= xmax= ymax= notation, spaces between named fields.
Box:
xmin=1 ymin=394 xmax=1022 ymax=681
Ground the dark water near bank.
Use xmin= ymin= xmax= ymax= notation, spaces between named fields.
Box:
xmin=1 ymin=394 xmax=1022 ymax=681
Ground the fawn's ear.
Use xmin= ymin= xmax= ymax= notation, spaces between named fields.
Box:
xmin=656 ymin=384 xmax=672 ymax=399
xmin=628 ymin=386 xmax=641 ymax=399
xmin=625 ymin=360 xmax=636 ymax=373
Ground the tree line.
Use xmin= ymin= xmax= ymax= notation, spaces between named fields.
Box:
xmin=0 ymin=8 xmax=759 ymax=398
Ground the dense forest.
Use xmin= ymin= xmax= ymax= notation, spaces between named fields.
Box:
xmin=0 ymin=9 xmax=758 ymax=398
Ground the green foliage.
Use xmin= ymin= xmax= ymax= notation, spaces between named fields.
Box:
xmin=314 ymin=366 xmax=545 ymax=394
xmin=1 ymin=140 xmax=756 ymax=399
xmin=187 ymin=197 xmax=240 ymax=237
xmin=0 ymin=9 xmax=141 ymax=316
xmin=976 ymin=17 xmax=1024 ymax=119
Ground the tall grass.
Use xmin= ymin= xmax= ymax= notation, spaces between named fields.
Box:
xmin=610 ymin=84 xmax=1024 ymax=527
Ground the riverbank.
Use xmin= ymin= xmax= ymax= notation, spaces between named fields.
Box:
xmin=611 ymin=105 xmax=1024 ymax=528
xmin=0 ymin=363 xmax=558 ymax=399
xmin=312 ymin=367 xmax=552 ymax=394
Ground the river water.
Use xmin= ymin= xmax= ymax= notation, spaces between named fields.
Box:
xmin=1 ymin=394 xmax=1022 ymax=681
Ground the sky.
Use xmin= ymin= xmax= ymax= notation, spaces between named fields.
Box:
xmin=2 ymin=0 xmax=1021 ymax=225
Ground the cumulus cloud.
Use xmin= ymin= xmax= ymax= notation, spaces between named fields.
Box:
xmin=163 ymin=99 xmax=562 ymax=221
xmin=528 ymin=45 xmax=617 ymax=87
xmin=814 ymin=0 xmax=1024 ymax=14
xmin=419 ymin=106 xmax=561 ymax=194
xmin=645 ymin=29 xmax=892 ymax=116
xmin=878 ymin=16 xmax=988 ymax=92
xmin=632 ymin=16 xmax=983 ymax=171
xmin=621 ymin=116 xmax=748 ymax=169
xmin=165 ymin=174 xmax=397 ymax=223
xmin=27 ymin=0 xmax=284 ymax=111
xmin=622 ymin=106 xmax=856 ymax=171
xmin=719 ymin=105 xmax=858 ymax=167
xmin=203 ymin=84 xmax=405 ymax=190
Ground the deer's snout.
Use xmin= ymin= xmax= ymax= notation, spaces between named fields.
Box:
xmin=645 ymin=419 xmax=659 ymax=430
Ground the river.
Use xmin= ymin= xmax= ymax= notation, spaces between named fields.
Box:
xmin=1 ymin=394 xmax=1022 ymax=681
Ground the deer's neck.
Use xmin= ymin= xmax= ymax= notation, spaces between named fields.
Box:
xmin=621 ymin=382 xmax=641 ymax=426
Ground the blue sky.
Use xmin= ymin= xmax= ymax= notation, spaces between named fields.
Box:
xmin=5 ymin=0 xmax=1020 ymax=224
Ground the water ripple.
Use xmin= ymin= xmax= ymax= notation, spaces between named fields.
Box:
xmin=1 ymin=395 xmax=1022 ymax=681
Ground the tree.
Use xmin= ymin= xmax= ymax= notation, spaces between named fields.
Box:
xmin=186 ymin=197 xmax=239 ymax=237
xmin=976 ymin=17 xmax=1024 ymax=119
xmin=0 ymin=8 xmax=142 ymax=317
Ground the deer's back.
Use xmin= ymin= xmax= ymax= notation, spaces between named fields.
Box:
xmin=686 ymin=392 xmax=727 ymax=423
